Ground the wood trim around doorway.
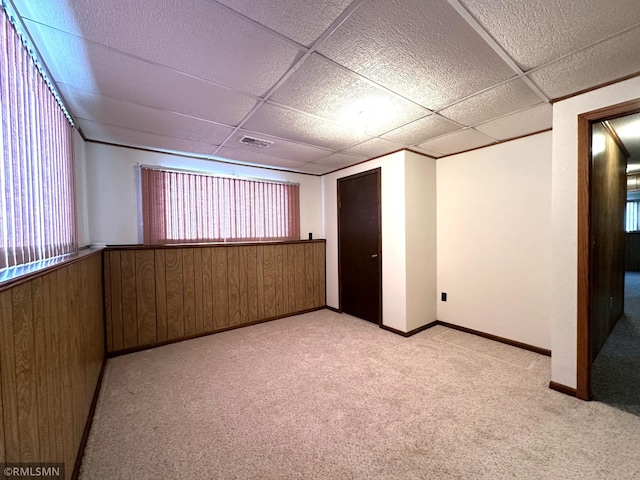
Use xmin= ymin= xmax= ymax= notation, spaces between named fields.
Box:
xmin=576 ymin=98 xmax=640 ymax=400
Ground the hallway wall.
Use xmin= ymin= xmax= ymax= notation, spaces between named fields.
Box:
xmin=437 ymin=132 xmax=552 ymax=349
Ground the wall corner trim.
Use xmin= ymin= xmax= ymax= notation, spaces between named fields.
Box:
xmin=380 ymin=321 xmax=438 ymax=337
xmin=548 ymin=381 xmax=578 ymax=398
xmin=72 ymin=357 xmax=107 ymax=480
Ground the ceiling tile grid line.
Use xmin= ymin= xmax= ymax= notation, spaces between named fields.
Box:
xmin=264 ymin=76 xmax=515 ymax=150
xmin=445 ymin=0 xmax=549 ymax=103
xmin=211 ymin=0 xmax=368 ymax=157
xmin=228 ymin=127 xmax=338 ymax=156
xmin=7 ymin=0 xmax=640 ymax=173
xmin=23 ymin=19 xmax=265 ymax=102
xmin=56 ymin=81 xmax=242 ymax=131
xmin=74 ymin=116 xmax=224 ymax=149
xmin=312 ymin=52 xmax=433 ymax=114
xmin=429 ymin=76 xmax=544 ymax=119
xmin=316 ymin=0 xmax=520 ymax=110
xmin=260 ymin=94 xmax=434 ymax=148
xmin=205 ymin=0 xmax=309 ymax=50
xmin=471 ymin=102 xmax=551 ymax=129
xmin=523 ymin=21 xmax=640 ymax=78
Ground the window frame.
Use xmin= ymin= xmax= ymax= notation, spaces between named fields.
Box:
xmin=139 ymin=165 xmax=301 ymax=245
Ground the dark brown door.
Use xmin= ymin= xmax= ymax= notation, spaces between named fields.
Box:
xmin=589 ymin=121 xmax=627 ymax=364
xmin=338 ymin=168 xmax=381 ymax=324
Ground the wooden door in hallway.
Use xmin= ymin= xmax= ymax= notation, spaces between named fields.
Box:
xmin=577 ymin=98 xmax=640 ymax=400
xmin=338 ymin=168 xmax=381 ymax=324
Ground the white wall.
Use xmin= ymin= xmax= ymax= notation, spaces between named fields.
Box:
xmin=405 ymin=151 xmax=437 ymax=331
xmin=85 ymin=143 xmax=323 ymax=245
xmin=322 ymin=151 xmax=408 ymax=331
xmin=437 ymin=132 xmax=552 ymax=349
xmin=73 ymin=129 xmax=90 ymax=247
xmin=551 ymin=76 xmax=640 ymax=388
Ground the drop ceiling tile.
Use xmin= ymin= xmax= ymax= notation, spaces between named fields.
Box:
xmin=313 ymin=152 xmax=368 ymax=167
xmin=417 ymin=129 xmax=496 ymax=156
xmin=61 ymin=85 xmax=233 ymax=145
xmin=475 ymin=103 xmax=552 ymax=141
xmin=216 ymin=147 xmax=309 ymax=170
xmin=78 ymin=119 xmax=217 ymax=156
xmin=215 ymin=0 xmax=353 ymax=47
xmin=297 ymin=163 xmax=337 ymax=175
xmin=410 ymin=146 xmax=442 ymax=159
xmin=342 ymin=138 xmax=404 ymax=158
xmin=26 ymin=22 xmax=258 ymax=126
xmin=308 ymin=153 xmax=370 ymax=173
xmin=460 ymin=0 xmax=640 ymax=70
xmin=438 ymin=79 xmax=544 ymax=127
xmin=528 ymin=27 xmax=640 ymax=100
xmin=16 ymin=0 xmax=304 ymax=96
xmin=381 ymin=114 xmax=462 ymax=145
xmin=223 ymin=130 xmax=333 ymax=162
xmin=271 ymin=54 xmax=427 ymax=136
xmin=317 ymin=0 xmax=514 ymax=109
xmin=243 ymin=103 xmax=371 ymax=151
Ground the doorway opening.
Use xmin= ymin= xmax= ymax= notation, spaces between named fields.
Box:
xmin=577 ymin=99 xmax=640 ymax=402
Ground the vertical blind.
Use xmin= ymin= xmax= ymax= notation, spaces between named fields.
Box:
xmin=626 ymin=200 xmax=640 ymax=232
xmin=0 ymin=8 xmax=77 ymax=270
xmin=141 ymin=167 xmax=300 ymax=244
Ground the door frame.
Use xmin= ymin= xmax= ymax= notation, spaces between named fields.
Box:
xmin=576 ymin=98 xmax=640 ymax=400
xmin=337 ymin=167 xmax=382 ymax=325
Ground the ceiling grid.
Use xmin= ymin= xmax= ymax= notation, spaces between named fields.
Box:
xmin=8 ymin=0 xmax=640 ymax=173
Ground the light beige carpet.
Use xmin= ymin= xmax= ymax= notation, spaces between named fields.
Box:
xmin=80 ymin=310 xmax=640 ymax=479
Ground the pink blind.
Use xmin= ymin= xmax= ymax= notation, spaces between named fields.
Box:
xmin=0 ymin=9 xmax=77 ymax=270
xmin=141 ymin=167 xmax=300 ymax=244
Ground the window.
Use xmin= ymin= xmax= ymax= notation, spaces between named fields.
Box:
xmin=626 ymin=200 xmax=640 ymax=232
xmin=0 ymin=8 xmax=77 ymax=270
xmin=140 ymin=167 xmax=300 ymax=244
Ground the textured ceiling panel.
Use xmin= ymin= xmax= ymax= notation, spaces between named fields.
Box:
xmin=78 ymin=120 xmax=218 ymax=156
xmin=342 ymin=138 xmax=404 ymax=158
xmin=318 ymin=0 xmax=514 ymax=109
xmin=475 ymin=103 xmax=552 ymax=141
xmin=438 ymin=78 xmax=544 ymax=127
xmin=411 ymin=146 xmax=442 ymax=159
xmin=26 ymin=22 xmax=258 ymax=126
xmin=243 ymin=103 xmax=371 ymax=151
xmin=528 ymin=27 xmax=640 ymax=100
xmin=61 ymin=86 xmax=233 ymax=145
xmin=215 ymin=147 xmax=309 ymax=170
xmin=460 ymin=0 xmax=640 ymax=70
xmin=17 ymin=0 xmax=303 ymax=96
xmin=271 ymin=54 xmax=427 ymax=136
xmin=417 ymin=129 xmax=496 ymax=156
xmin=222 ymin=130 xmax=332 ymax=162
xmin=309 ymin=152 xmax=369 ymax=171
xmin=297 ymin=163 xmax=340 ymax=175
xmin=12 ymin=0 xmax=640 ymax=174
xmin=381 ymin=114 xmax=461 ymax=145
xmin=215 ymin=0 xmax=353 ymax=47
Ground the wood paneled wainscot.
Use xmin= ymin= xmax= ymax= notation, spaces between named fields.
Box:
xmin=104 ymin=240 xmax=326 ymax=354
xmin=0 ymin=251 xmax=105 ymax=480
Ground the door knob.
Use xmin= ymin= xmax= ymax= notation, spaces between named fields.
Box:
xmin=371 ymin=254 xmax=378 ymax=259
